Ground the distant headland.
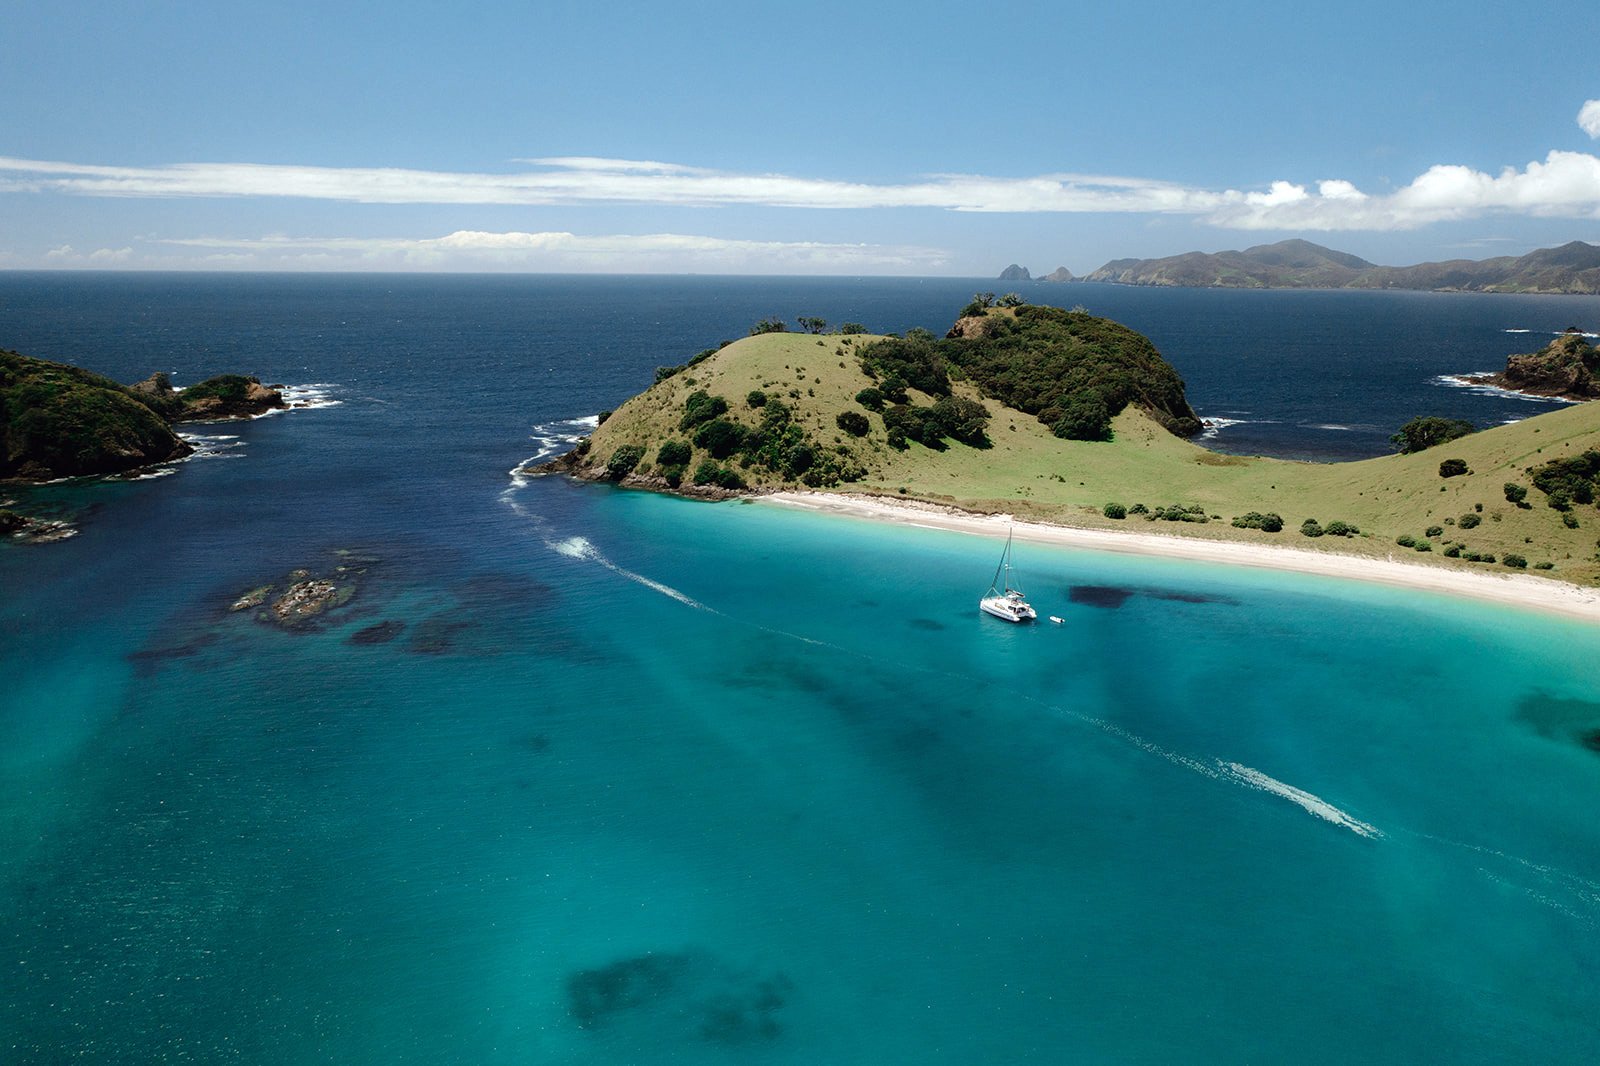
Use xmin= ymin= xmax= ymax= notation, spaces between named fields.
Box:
xmin=1000 ymin=239 xmax=1600 ymax=294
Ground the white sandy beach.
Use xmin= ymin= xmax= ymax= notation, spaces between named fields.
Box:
xmin=764 ymin=491 xmax=1600 ymax=624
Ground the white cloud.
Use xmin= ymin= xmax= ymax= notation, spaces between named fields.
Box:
xmin=1207 ymin=150 xmax=1600 ymax=230
xmin=4 ymin=129 xmax=1600 ymax=234
xmin=1580 ymin=99 xmax=1600 ymax=138
xmin=0 ymin=154 xmax=1231 ymax=213
xmin=42 ymin=243 xmax=132 ymax=263
xmin=156 ymin=229 xmax=951 ymax=273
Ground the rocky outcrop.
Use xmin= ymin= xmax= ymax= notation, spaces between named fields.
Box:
xmin=1467 ymin=330 xmax=1600 ymax=400
xmin=1040 ymin=267 xmax=1075 ymax=283
xmin=228 ymin=553 xmax=373 ymax=629
xmin=998 ymin=264 xmax=1032 ymax=281
xmin=174 ymin=375 xmax=286 ymax=420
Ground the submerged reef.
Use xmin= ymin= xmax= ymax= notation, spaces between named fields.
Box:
xmin=565 ymin=949 xmax=792 ymax=1046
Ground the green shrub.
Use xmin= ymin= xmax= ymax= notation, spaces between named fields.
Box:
xmin=1425 ymin=525 xmax=1443 ymax=538
xmin=1103 ymin=503 xmax=1127 ymax=519
xmin=1535 ymin=561 xmax=1555 ymax=570
xmin=1563 ymin=512 xmax=1580 ymax=529
xmin=1503 ymin=553 xmax=1528 ymax=569
xmin=855 ymin=387 xmax=885 ymax=411
xmin=1300 ymin=519 xmax=1324 ymax=537
xmin=1438 ymin=457 xmax=1469 ymax=478
xmin=1049 ymin=392 xmax=1112 ymax=442
xmin=1414 ymin=540 xmax=1432 ymax=552
xmin=1530 ymin=450 xmax=1600 ymax=508
xmin=656 ymin=439 xmax=692 ymax=466
xmin=1458 ymin=513 xmax=1481 ymax=529
xmin=1504 ymin=482 xmax=1528 ymax=505
xmin=929 ymin=396 xmax=990 ymax=446
xmin=692 ymin=418 xmax=747 ymax=459
xmin=1128 ymin=503 xmax=1149 ymax=516
xmin=1444 ymin=545 xmax=1462 ymax=558
xmin=679 ymin=390 xmax=729 ymax=431
xmin=604 ymin=444 xmax=645 ymax=481
xmin=746 ymin=390 xmax=767 ymax=408
xmin=692 ymin=459 xmax=746 ymax=489
xmin=835 ymin=410 xmax=870 ymax=437
xmin=1232 ymin=511 xmax=1284 ymax=532
xmin=838 ymin=322 xmax=868 ymax=335
xmin=1396 ymin=533 xmax=1416 ymax=547
xmin=1323 ymin=520 xmax=1358 ymax=537
xmin=1150 ymin=504 xmax=1208 ymax=523
xmin=749 ymin=318 xmax=787 ymax=335
xmin=1391 ymin=416 xmax=1476 ymax=454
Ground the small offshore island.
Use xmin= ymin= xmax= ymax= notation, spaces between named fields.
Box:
xmin=540 ymin=300 xmax=1600 ymax=598
xmin=1 ymin=347 xmax=286 ymax=540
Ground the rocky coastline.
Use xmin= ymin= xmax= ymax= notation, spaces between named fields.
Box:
xmin=1462 ymin=330 xmax=1599 ymax=402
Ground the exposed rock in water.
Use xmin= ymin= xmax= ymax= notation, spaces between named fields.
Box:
xmin=230 ymin=585 xmax=274 ymax=611
xmin=230 ymin=555 xmax=368 ymax=628
xmin=0 ymin=508 xmax=77 ymax=543
xmin=998 ymin=263 xmax=1032 ymax=281
xmin=1465 ymin=329 xmax=1599 ymax=401
xmin=271 ymin=580 xmax=341 ymax=625
xmin=1040 ymin=266 xmax=1075 ymax=283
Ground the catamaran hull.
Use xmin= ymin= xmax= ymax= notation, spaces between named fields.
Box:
xmin=980 ymin=597 xmax=1037 ymax=623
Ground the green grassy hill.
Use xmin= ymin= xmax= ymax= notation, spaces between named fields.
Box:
xmin=557 ymin=311 xmax=1600 ymax=585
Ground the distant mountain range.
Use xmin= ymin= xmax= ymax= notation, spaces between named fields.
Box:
xmin=1075 ymin=239 xmax=1600 ymax=294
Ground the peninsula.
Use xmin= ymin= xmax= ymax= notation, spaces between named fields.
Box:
xmin=544 ymin=302 xmax=1600 ymax=589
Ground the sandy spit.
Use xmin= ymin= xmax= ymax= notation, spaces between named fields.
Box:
xmin=762 ymin=491 xmax=1600 ymax=625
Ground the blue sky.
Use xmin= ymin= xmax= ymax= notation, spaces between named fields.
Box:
xmin=4 ymin=0 xmax=1600 ymax=274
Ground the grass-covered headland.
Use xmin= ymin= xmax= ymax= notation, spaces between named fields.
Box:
xmin=545 ymin=303 xmax=1600 ymax=585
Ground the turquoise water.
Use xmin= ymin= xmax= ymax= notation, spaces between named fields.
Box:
xmin=6 ymin=477 xmax=1600 ymax=1063
xmin=5 ymin=274 xmax=1600 ymax=1061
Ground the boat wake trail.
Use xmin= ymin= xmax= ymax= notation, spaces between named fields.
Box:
xmin=1218 ymin=762 xmax=1383 ymax=838
xmin=547 ymin=535 xmax=710 ymax=610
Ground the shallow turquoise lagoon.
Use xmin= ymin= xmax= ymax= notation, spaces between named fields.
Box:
xmin=6 ymin=477 xmax=1600 ymax=1064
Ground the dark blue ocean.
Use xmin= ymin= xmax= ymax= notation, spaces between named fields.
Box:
xmin=4 ymin=273 xmax=1600 ymax=1064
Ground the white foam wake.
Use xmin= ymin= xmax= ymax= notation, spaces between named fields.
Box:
xmin=1219 ymin=762 xmax=1382 ymax=838
xmin=547 ymin=535 xmax=708 ymax=610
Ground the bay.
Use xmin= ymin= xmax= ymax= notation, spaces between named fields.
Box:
xmin=3 ymin=273 xmax=1600 ymax=1063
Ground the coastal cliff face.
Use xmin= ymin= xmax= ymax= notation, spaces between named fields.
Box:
xmin=1 ymin=351 xmax=285 ymax=482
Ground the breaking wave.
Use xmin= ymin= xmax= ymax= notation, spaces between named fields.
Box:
xmin=509 ymin=415 xmax=600 ymax=481
xmin=1431 ymin=374 xmax=1579 ymax=404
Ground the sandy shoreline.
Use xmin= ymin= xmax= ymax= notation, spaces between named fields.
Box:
xmin=763 ymin=491 xmax=1600 ymax=624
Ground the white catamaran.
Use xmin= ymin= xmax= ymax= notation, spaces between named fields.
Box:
xmin=979 ymin=528 xmax=1037 ymax=623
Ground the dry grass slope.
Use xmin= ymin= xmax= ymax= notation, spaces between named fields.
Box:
xmin=574 ymin=331 xmax=1600 ymax=585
